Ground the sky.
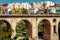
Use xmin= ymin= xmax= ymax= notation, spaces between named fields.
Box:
xmin=0 ymin=0 xmax=60 ymax=4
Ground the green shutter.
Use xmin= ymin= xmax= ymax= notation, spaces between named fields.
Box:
xmin=56 ymin=10 xmax=60 ymax=13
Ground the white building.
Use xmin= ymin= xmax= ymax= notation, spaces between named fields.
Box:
xmin=28 ymin=8 xmax=38 ymax=14
xmin=50 ymin=6 xmax=56 ymax=13
xmin=31 ymin=2 xmax=43 ymax=9
xmin=7 ymin=2 xmax=31 ymax=10
xmin=14 ymin=3 xmax=20 ymax=9
xmin=45 ymin=1 xmax=55 ymax=7
xmin=21 ymin=2 xmax=31 ymax=10
xmin=8 ymin=3 xmax=21 ymax=9
xmin=7 ymin=3 xmax=15 ymax=9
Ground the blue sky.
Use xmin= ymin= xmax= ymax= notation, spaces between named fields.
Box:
xmin=0 ymin=0 xmax=60 ymax=4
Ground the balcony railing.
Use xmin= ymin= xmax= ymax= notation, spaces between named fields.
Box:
xmin=0 ymin=13 xmax=60 ymax=17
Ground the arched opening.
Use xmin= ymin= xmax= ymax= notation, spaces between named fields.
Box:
xmin=0 ymin=20 xmax=12 ymax=40
xmin=53 ymin=25 xmax=56 ymax=33
xmin=53 ymin=19 xmax=56 ymax=23
xmin=14 ymin=20 xmax=32 ymax=40
xmin=38 ymin=19 xmax=51 ymax=40
xmin=58 ymin=22 xmax=60 ymax=40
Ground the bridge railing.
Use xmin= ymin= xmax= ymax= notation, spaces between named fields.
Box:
xmin=0 ymin=13 xmax=60 ymax=16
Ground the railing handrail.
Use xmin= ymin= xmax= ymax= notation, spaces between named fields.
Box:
xmin=0 ymin=13 xmax=60 ymax=16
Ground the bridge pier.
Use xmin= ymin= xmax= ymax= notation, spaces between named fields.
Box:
xmin=31 ymin=18 xmax=38 ymax=40
xmin=50 ymin=19 xmax=59 ymax=40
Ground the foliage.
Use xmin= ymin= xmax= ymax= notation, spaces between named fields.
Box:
xmin=0 ymin=20 xmax=13 ymax=40
xmin=38 ymin=22 xmax=44 ymax=39
xmin=13 ymin=20 xmax=29 ymax=40
xmin=43 ymin=3 xmax=46 ymax=7
xmin=38 ymin=22 xmax=44 ymax=33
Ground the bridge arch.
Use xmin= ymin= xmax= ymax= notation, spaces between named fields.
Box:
xmin=15 ymin=19 xmax=32 ymax=40
xmin=0 ymin=20 xmax=11 ymax=27
xmin=38 ymin=19 xmax=51 ymax=40
xmin=0 ymin=20 xmax=12 ymax=40
xmin=58 ymin=22 xmax=60 ymax=40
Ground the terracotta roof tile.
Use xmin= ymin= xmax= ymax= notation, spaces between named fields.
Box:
xmin=55 ymin=4 xmax=60 ymax=7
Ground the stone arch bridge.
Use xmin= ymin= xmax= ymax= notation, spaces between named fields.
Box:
xmin=0 ymin=14 xmax=60 ymax=40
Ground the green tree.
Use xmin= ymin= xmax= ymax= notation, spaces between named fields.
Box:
xmin=0 ymin=20 xmax=13 ymax=40
xmin=13 ymin=20 xmax=29 ymax=40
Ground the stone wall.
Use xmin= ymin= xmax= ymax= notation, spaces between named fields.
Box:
xmin=0 ymin=17 xmax=59 ymax=40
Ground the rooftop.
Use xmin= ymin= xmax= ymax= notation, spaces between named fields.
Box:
xmin=55 ymin=4 xmax=60 ymax=7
